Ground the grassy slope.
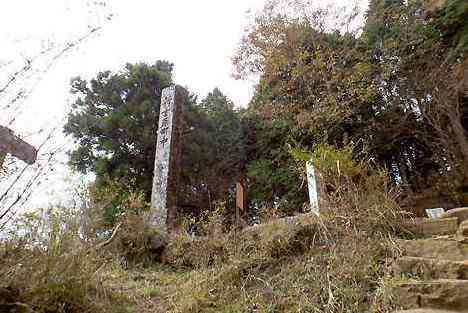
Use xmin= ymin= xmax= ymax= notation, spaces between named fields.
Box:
xmin=1 ymin=156 xmax=406 ymax=313
xmin=104 ymin=214 xmax=402 ymax=313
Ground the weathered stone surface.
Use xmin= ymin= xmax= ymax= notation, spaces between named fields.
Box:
xmin=404 ymin=217 xmax=458 ymax=236
xmin=0 ymin=126 xmax=37 ymax=165
xmin=399 ymin=239 xmax=468 ymax=261
xmin=441 ymin=208 xmax=468 ymax=225
xmin=150 ymin=85 xmax=187 ymax=231
xmin=393 ymin=279 xmax=468 ymax=311
xmin=394 ymin=256 xmax=468 ymax=280
xmin=457 ymin=220 xmax=468 ymax=238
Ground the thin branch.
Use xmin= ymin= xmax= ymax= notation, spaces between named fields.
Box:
xmin=94 ymin=222 xmax=122 ymax=250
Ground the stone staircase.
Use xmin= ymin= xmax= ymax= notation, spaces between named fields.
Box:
xmin=392 ymin=208 xmax=468 ymax=313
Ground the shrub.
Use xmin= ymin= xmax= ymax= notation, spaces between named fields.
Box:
xmin=0 ymin=208 xmax=129 ymax=313
xmin=109 ymin=211 xmax=168 ymax=266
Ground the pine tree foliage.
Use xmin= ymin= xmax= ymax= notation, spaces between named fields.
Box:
xmin=64 ymin=64 xmax=246 ymax=222
xmin=65 ymin=62 xmax=173 ymax=199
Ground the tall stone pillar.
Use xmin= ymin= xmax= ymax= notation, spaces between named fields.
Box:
xmin=151 ymin=85 xmax=187 ymax=231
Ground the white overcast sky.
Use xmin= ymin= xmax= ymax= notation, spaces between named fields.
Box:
xmin=2 ymin=0 xmax=264 ymax=113
xmin=0 ymin=0 xmax=367 ymax=210
xmin=0 ymin=0 xmax=266 ymax=209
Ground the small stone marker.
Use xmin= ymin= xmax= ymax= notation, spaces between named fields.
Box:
xmin=405 ymin=217 xmax=458 ymax=236
xmin=306 ymin=160 xmax=320 ymax=216
xmin=425 ymin=208 xmax=445 ymax=219
xmin=440 ymin=207 xmax=468 ymax=225
xmin=458 ymin=220 xmax=468 ymax=237
xmin=151 ymin=85 xmax=187 ymax=231
xmin=0 ymin=125 xmax=37 ymax=168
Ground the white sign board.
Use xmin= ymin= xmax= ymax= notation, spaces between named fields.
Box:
xmin=425 ymin=208 xmax=445 ymax=219
xmin=306 ymin=160 xmax=319 ymax=216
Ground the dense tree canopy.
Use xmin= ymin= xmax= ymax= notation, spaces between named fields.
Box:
xmin=235 ymin=0 xmax=467 ymax=212
xmin=179 ymin=88 xmax=247 ymax=214
xmin=65 ymin=0 xmax=467 ymax=222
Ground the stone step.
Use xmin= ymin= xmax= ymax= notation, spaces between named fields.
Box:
xmin=395 ymin=309 xmax=464 ymax=313
xmin=394 ymin=279 xmax=468 ymax=311
xmin=399 ymin=239 xmax=468 ymax=261
xmin=441 ymin=208 xmax=468 ymax=225
xmin=404 ymin=218 xmax=458 ymax=236
xmin=394 ymin=256 xmax=468 ymax=280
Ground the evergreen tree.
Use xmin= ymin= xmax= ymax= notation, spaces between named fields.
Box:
xmin=65 ymin=64 xmax=247 ymax=222
xmin=179 ymin=88 xmax=247 ymax=215
xmin=65 ymin=61 xmax=173 ymax=202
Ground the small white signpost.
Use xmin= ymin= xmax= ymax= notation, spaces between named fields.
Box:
xmin=306 ymin=160 xmax=320 ymax=216
xmin=425 ymin=208 xmax=445 ymax=219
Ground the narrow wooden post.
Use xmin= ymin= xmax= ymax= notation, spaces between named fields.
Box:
xmin=235 ymin=181 xmax=247 ymax=228
xmin=0 ymin=126 xmax=37 ymax=168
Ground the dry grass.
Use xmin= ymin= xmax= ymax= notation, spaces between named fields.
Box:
xmin=106 ymin=220 xmax=401 ymax=312
xmin=104 ymin=167 xmax=407 ymax=313
xmin=0 ymin=154 xmax=409 ymax=312
xmin=0 ymin=208 xmax=131 ymax=313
